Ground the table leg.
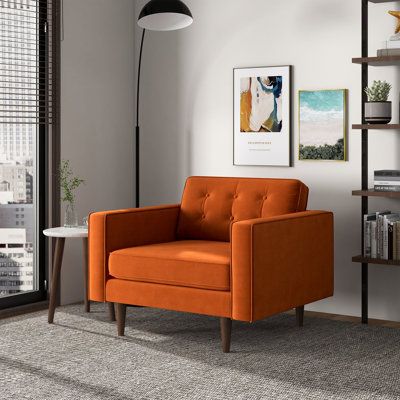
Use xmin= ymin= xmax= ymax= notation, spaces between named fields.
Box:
xmin=48 ymin=237 xmax=65 ymax=324
xmin=82 ymin=237 xmax=90 ymax=313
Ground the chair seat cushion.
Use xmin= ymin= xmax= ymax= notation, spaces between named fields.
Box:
xmin=109 ymin=240 xmax=231 ymax=291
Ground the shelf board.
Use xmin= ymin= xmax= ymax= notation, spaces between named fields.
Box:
xmin=352 ymin=124 xmax=400 ymax=130
xmin=352 ymin=189 xmax=400 ymax=198
xmin=369 ymin=0 xmax=400 ymax=3
xmin=353 ymin=255 xmax=400 ymax=266
xmin=352 ymin=55 xmax=400 ymax=66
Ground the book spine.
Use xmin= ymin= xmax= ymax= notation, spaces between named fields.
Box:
xmin=364 ymin=221 xmax=371 ymax=257
xmin=377 ymin=216 xmax=381 ymax=259
xmin=383 ymin=217 xmax=389 ymax=260
xmin=374 ymin=185 xmax=400 ymax=192
xmin=371 ymin=221 xmax=377 ymax=259
xmin=374 ymin=180 xmax=400 ymax=186
xmin=396 ymin=223 xmax=400 ymax=260
xmin=375 ymin=171 xmax=400 ymax=178
xmin=389 ymin=223 xmax=394 ymax=260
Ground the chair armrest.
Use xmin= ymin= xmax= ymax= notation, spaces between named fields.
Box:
xmin=231 ymin=211 xmax=334 ymax=322
xmin=88 ymin=204 xmax=180 ymax=301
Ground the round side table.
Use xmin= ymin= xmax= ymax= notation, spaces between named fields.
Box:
xmin=44 ymin=227 xmax=90 ymax=324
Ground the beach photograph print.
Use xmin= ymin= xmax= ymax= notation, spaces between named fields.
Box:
xmin=299 ymin=89 xmax=347 ymax=161
xmin=234 ymin=66 xmax=291 ymax=167
xmin=240 ymin=76 xmax=283 ymax=133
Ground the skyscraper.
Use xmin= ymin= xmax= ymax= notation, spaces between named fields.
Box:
xmin=0 ymin=0 xmax=38 ymax=296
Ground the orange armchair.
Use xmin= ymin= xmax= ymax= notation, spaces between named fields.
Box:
xmin=89 ymin=177 xmax=334 ymax=353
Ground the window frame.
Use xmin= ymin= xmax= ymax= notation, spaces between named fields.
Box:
xmin=0 ymin=0 xmax=60 ymax=310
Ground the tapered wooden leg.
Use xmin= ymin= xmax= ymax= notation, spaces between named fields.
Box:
xmin=82 ymin=237 xmax=90 ymax=313
xmin=108 ymin=302 xmax=116 ymax=321
xmin=48 ymin=238 xmax=65 ymax=324
xmin=296 ymin=306 xmax=304 ymax=327
xmin=116 ymin=303 xmax=127 ymax=336
xmin=220 ymin=318 xmax=232 ymax=353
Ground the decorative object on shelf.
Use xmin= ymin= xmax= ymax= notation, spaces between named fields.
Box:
xmin=389 ymin=10 xmax=400 ymax=34
xmin=374 ymin=170 xmax=400 ymax=192
xmin=298 ymin=89 xmax=347 ymax=161
xmin=59 ymin=160 xmax=85 ymax=228
xmin=364 ymin=80 xmax=392 ymax=124
xmin=233 ymin=66 xmax=292 ymax=167
xmin=376 ymin=12 xmax=400 ymax=56
xmin=135 ymin=0 xmax=193 ymax=207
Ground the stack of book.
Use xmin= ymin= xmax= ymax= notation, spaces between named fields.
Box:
xmin=364 ymin=211 xmax=400 ymax=260
xmin=374 ymin=170 xmax=400 ymax=192
xmin=378 ymin=34 xmax=400 ymax=56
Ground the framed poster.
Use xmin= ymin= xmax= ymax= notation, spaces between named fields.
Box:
xmin=233 ymin=66 xmax=292 ymax=166
xmin=299 ymin=89 xmax=347 ymax=161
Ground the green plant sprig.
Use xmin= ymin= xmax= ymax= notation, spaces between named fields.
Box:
xmin=59 ymin=160 xmax=85 ymax=204
xmin=364 ymin=80 xmax=391 ymax=102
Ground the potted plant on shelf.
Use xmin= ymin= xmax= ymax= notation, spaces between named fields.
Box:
xmin=59 ymin=160 xmax=85 ymax=227
xmin=364 ymin=80 xmax=392 ymax=124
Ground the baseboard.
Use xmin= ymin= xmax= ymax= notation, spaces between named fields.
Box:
xmin=0 ymin=300 xmax=49 ymax=320
xmin=287 ymin=309 xmax=400 ymax=329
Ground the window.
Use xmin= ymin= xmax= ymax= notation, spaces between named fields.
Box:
xmin=0 ymin=0 xmax=59 ymax=309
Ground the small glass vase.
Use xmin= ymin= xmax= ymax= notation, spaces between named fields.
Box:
xmin=64 ymin=202 xmax=78 ymax=228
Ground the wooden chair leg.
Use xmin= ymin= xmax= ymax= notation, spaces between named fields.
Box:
xmin=116 ymin=303 xmax=127 ymax=336
xmin=296 ymin=306 xmax=304 ymax=327
xmin=108 ymin=302 xmax=116 ymax=321
xmin=220 ymin=317 xmax=232 ymax=353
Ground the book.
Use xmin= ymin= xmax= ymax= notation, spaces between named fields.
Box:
xmin=374 ymin=181 xmax=400 ymax=186
xmin=395 ymin=222 xmax=400 ymax=260
xmin=383 ymin=214 xmax=400 ymax=259
xmin=374 ymin=185 xmax=400 ymax=192
xmin=371 ymin=220 xmax=377 ymax=258
xmin=376 ymin=211 xmax=391 ymax=258
xmin=364 ymin=213 xmax=376 ymax=257
xmin=389 ymin=222 xmax=395 ymax=260
xmin=375 ymin=170 xmax=400 ymax=179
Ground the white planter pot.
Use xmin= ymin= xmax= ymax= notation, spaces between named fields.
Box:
xmin=365 ymin=101 xmax=392 ymax=124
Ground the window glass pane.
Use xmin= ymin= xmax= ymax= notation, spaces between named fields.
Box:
xmin=0 ymin=0 xmax=38 ymax=297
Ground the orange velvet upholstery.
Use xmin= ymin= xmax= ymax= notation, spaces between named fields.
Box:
xmin=109 ymin=240 xmax=230 ymax=291
xmin=231 ymin=211 xmax=334 ymax=322
xmin=89 ymin=176 xmax=334 ymax=325
xmin=177 ymin=176 xmax=309 ymax=242
xmin=88 ymin=204 xmax=180 ymax=302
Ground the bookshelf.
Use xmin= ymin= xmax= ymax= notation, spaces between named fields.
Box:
xmin=352 ymin=124 xmax=400 ymax=130
xmin=351 ymin=0 xmax=400 ymax=324
xmin=352 ymin=255 xmax=400 ymax=266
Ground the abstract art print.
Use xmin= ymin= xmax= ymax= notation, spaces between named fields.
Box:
xmin=299 ymin=89 xmax=347 ymax=161
xmin=234 ymin=66 xmax=291 ymax=166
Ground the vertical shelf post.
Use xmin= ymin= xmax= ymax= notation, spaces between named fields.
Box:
xmin=361 ymin=0 xmax=369 ymax=324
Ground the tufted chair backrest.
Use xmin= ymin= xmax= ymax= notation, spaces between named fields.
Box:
xmin=176 ymin=176 xmax=309 ymax=242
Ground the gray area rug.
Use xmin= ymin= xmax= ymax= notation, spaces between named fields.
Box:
xmin=0 ymin=303 xmax=400 ymax=400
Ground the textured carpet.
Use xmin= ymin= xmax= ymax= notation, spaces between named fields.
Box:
xmin=0 ymin=304 xmax=400 ymax=400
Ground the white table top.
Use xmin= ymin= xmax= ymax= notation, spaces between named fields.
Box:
xmin=43 ymin=226 xmax=88 ymax=238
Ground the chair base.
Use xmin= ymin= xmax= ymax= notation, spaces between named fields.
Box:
xmin=296 ymin=305 xmax=304 ymax=327
xmin=114 ymin=304 xmax=304 ymax=352
xmin=116 ymin=303 xmax=127 ymax=336
xmin=220 ymin=317 xmax=232 ymax=353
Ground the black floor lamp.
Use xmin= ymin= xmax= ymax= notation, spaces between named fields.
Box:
xmin=136 ymin=0 xmax=193 ymax=207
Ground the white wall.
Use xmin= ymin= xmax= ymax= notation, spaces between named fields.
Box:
xmin=135 ymin=0 xmax=400 ymax=321
xmin=60 ymin=0 xmax=134 ymax=304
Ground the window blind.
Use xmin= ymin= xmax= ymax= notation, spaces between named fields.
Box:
xmin=0 ymin=0 xmax=55 ymax=125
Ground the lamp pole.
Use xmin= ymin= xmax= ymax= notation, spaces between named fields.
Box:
xmin=135 ymin=29 xmax=146 ymax=208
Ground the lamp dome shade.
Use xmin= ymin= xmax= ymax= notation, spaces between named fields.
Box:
xmin=138 ymin=0 xmax=193 ymax=31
